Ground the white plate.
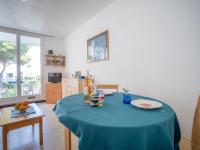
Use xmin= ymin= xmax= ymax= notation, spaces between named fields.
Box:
xmin=104 ymin=92 xmax=114 ymax=96
xmin=130 ymin=99 xmax=163 ymax=110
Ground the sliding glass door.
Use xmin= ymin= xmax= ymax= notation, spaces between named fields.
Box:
xmin=20 ymin=35 xmax=41 ymax=97
xmin=0 ymin=32 xmax=17 ymax=99
xmin=0 ymin=30 xmax=41 ymax=100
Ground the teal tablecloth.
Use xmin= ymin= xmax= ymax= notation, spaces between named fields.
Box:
xmin=53 ymin=93 xmax=181 ymax=150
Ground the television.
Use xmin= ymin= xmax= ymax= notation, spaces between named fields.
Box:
xmin=48 ymin=73 xmax=62 ymax=83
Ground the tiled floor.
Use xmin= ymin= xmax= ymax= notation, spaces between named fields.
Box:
xmin=0 ymin=103 xmax=191 ymax=150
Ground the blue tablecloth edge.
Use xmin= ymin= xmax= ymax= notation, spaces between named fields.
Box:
xmin=53 ymin=93 xmax=181 ymax=150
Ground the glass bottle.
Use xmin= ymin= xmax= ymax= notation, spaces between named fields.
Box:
xmin=123 ymin=85 xmax=131 ymax=104
xmin=83 ymin=77 xmax=89 ymax=103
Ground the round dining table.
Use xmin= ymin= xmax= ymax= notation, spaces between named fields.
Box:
xmin=53 ymin=93 xmax=181 ymax=150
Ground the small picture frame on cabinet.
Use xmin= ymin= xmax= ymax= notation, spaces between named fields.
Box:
xmin=75 ymin=71 xmax=81 ymax=79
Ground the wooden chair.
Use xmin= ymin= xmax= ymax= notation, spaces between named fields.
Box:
xmin=192 ymin=95 xmax=200 ymax=150
xmin=180 ymin=137 xmax=191 ymax=150
xmin=96 ymin=84 xmax=119 ymax=92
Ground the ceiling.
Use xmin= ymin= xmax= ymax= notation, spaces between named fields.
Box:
xmin=0 ymin=0 xmax=114 ymax=37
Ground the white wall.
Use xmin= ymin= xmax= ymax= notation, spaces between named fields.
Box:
xmin=42 ymin=37 xmax=65 ymax=82
xmin=64 ymin=0 xmax=200 ymax=138
xmin=42 ymin=36 xmax=65 ymax=98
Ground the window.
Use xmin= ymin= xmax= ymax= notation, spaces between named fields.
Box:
xmin=0 ymin=30 xmax=41 ymax=101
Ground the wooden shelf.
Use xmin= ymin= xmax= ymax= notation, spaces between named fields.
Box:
xmin=44 ymin=55 xmax=65 ymax=66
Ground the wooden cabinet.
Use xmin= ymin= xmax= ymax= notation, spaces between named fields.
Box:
xmin=46 ymin=83 xmax=62 ymax=104
xmin=62 ymin=78 xmax=83 ymax=98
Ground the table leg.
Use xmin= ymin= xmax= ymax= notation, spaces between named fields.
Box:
xmin=2 ymin=125 xmax=7 ymax=150
xmin=39 ymin=117 xmax=43 ymax=145
xmin=65 ymin=128 xmax=71 ymax=150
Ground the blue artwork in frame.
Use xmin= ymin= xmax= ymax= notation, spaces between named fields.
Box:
xmin=87 ymin=30 xmax=109 ymax=63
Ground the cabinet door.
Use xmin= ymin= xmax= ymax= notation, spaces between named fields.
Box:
xmin=62 ymin=78 xmax=73 ymax=97
xmin=46 ymin=84 xmax=53 ymax=103
xmin=55 ymin=83 xmax=62 ymax=100
xmin=71 ymin=79 xmax=79 ymax=95
xmin=66 ymin=79 xmax=72 ymax=96
xmin=46 ymin=83 xmax=61 ymax=103
xmin=62 ymin=78 xmax=82 ymax=97
xmin=62 ymin=78 xmax=68 ymax=98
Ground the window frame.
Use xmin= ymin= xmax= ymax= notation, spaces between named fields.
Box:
xmin=0 ymin=27 xmax=43 ymax=102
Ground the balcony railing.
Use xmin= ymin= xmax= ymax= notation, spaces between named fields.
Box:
xmin=0 ymin=76 xmax=41 ymax=99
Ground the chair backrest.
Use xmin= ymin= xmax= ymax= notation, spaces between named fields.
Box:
xmin=192 ymin=95 xmax=200 ymax=150
xmin=96 ymin=84 xmax=119 ymax=92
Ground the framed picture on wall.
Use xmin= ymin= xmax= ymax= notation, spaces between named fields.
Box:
xmin=87 ymin=30 xmax=109 ymax=63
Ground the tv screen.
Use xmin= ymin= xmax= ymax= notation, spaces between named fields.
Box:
xmin=48 ymin=73 xmax=62 ymax=83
